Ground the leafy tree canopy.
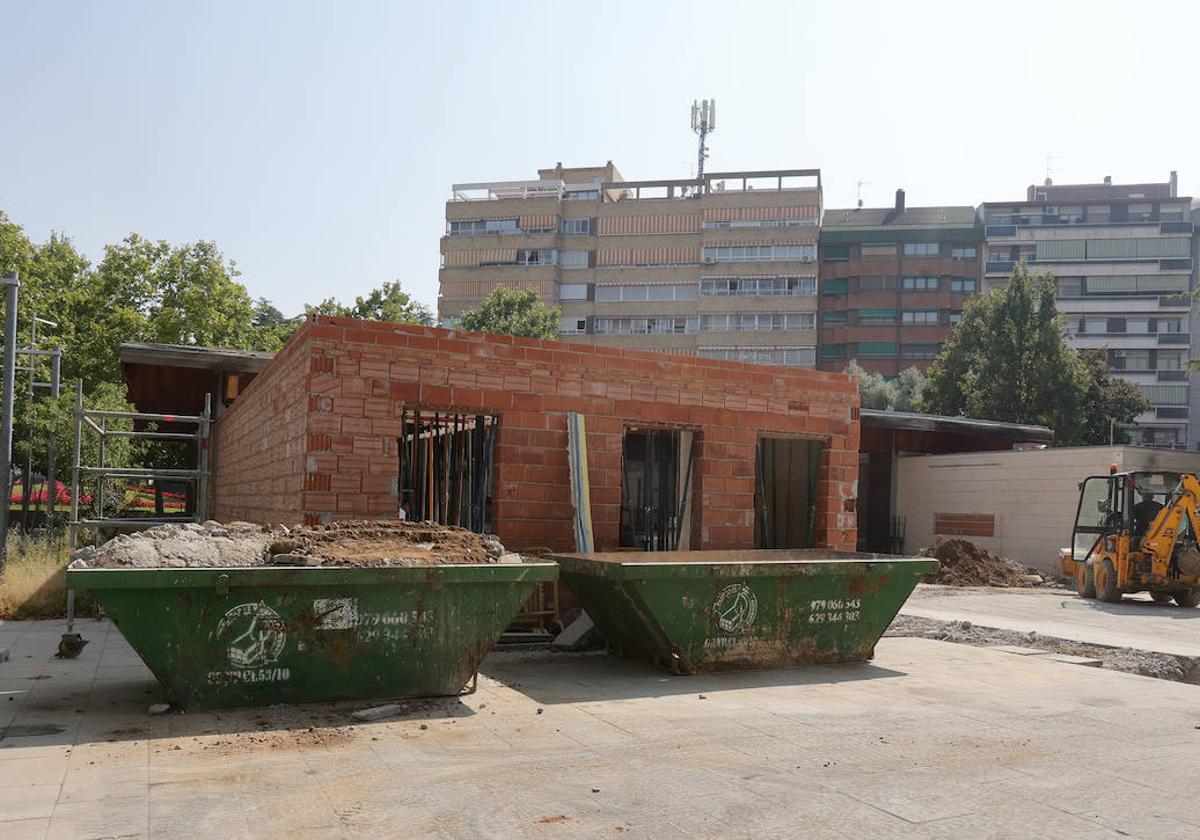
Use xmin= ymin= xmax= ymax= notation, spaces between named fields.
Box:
xmin=456 ymin=287 xmax=560 ymax=339
xmin=920 ymin=262 xmax=1144 ymax=445
xmin=845 ymin=361 xmax=926 ymax=412
xmin=305 ymin=280 xmax=433 ymax=326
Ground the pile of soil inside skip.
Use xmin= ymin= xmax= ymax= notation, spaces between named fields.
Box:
xmin=69 ymin=520 xmax=518 ymax=569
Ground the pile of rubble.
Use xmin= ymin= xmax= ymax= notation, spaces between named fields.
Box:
xmin=69 ymin=520 xmax=522 ymax=569
xmin=921 ymin=537 xmax=1048 ymax=587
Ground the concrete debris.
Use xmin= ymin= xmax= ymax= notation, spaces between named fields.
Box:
xmin=69 ymin=520 xmax=525 ymax=569
xmin=888 ymin=615 xmax=1200 ymax=684
xmin=921 ymin=538 xmax=1053 ymax=588
xmin=147 ymin=703 xmax=171 ymax=715
xmin=351 ymin=704 xmax=404 ymax=722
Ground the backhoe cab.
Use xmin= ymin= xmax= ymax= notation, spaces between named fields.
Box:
xmin=1060 ymin=468 xmax=1200 ymax=607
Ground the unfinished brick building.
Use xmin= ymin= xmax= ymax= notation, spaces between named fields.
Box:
xmin=212 ymin=315 xmax=860 ymax=552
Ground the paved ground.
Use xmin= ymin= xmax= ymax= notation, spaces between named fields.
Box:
xmin=2 ymin=617 xmax=1200 ymax=839
xmin=902 ymin=584 xmax=1200 ymax=657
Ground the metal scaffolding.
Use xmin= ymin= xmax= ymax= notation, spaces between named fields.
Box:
xmin=68 ymin=384 xmax=212 ymax=548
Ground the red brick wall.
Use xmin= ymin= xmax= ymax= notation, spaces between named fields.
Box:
xmin=934 ymin=513 xmax=996 ymax=538
xmin=213 ymin=315 xmax=861 ymax=551
xmin=212 ymin=335 xmax=310 ymax=524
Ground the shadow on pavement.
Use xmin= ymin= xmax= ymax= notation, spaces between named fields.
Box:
xmin=480 ymin=649 xmax=909 ymax=705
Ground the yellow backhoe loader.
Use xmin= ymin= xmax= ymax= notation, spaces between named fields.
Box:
xmin=1059 ymin=467 xmax=1200 ymax=606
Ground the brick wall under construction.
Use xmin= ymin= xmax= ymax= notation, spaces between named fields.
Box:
xmin=212 ymin=315 xmax=860 ymax=552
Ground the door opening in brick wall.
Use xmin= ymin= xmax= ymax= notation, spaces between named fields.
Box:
xmin=620 ymin=428 xmax=695 ymax=551
xmin=755 ymin=437 xmax=822 ymax=549
xmin=398 ymin=409 xmax=497 ymax=532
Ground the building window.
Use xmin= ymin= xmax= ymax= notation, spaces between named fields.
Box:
xmin=702 ymin=244 xmax=816 ymax=263
xmin=902 ymin=276 xmax=939 ymax=291
xmin=820 ymin=344 xmax=847 ymax=360
xmin=822 ymin=277 xmax=848 ymax=295
xmin=949 ymin=277 xmax=976 ymax=293
xmin=901 ymin=343 xmax=941 ymax=359
xmin=698 ymin=346 xmax=817 ymax=366
xmin=515 ymin=249 xmax=556 ymax=266
xmin=560 ymin=218 xmax=591 ymax=235
xmin=448 ymin=218 xmax=521 ymax=236
xmin=948 ymin=311 xmax=963 ymax=325
xmin=560 ymin=316 xmax=587 ymax=334
xmin=594 ymin=316 xmax=698 ymax=335
xmin=700 ymin=276 xmax=816 ymax=296
xmin=700 ymin=313 xmax=816 ymax=332
xmin=560 ymin=250 xmax=590 ymax=269
xmin=557 ymin=283 xmax=589 ymax=301
xmin=902 ymin=310 xmax=939 ymax=325
xmin=595 ymin=284 xmax=697 ymax=302
xmin=903 ymin=242 xmax=939 ymax=256
xmin=823 ymin=245 xmax=850 ymax=262
xmin=857 ymin=308 xmax=897 ymax=325
xmin=703 ymin=218 xmax=817 ymax=230
xmin=856 ymin=341 xmax=897 ymax=357
xmin=950 ymin=247 xmax=977 ymax=260
xmin=822 ymin=311 xmax=848 ymax=325
xmin=564 ymin=190 xmax=600 ymax=201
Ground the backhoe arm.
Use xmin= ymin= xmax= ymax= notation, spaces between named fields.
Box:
xmin=1139 ymin=475 xmax=1200 ymax=579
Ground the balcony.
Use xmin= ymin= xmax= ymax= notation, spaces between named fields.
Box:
xmin=1158 ymin=334 xmax=1190 ymax=345
xmin=985 ymin=260 xmax=1016 ymax=274
xmin=1157 ymin=370 xmax=1189 ymax=382
xmin=984 ymin=225 xmax=1017 ymax=238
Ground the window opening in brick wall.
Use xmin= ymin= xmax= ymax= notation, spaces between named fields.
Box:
xmin=621 ymin=428 xmax=694 ymax=550
xmin=754 ymin=437 xmax=821 ymax=549
xmin=398 ymin=409 xmax=497 ymax=532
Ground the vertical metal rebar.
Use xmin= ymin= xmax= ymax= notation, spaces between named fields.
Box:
xmin=68 ymin=380 xmax=82 ymax=549
xmin=0 ymin=273 xmax=19 ymax=569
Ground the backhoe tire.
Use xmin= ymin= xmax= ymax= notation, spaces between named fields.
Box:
xmin=1075 ymin=562 xmax=1096 ymax=599
xmin=1150 ymin=591 xmax=1175 ymax=604
xmin=1174 ymin=590 xmax=1200 ymax=608
xmin=1095 ymin=558 xmax=1123 ymax=603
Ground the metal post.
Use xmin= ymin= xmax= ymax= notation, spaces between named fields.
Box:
xmin=68 ymin=380 xmax=82 ymax=550
xmin=0 ymin=273 xmax=19 ymax=569
xmin=95 ymin=416 xmax=105 ymax=547
xmin=197 ymin=393 xmax=211 ymax=521
xmin=20 ymin=314 xmax=38 ymax=533
xmin=46 ymin=348 xmax=60 ymax=518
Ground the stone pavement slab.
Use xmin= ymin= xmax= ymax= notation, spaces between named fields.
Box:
xmin=902 ymin=584 xmax=1200 ymax=656
xmin=1 ymin=617 xmax=1199 ymax=838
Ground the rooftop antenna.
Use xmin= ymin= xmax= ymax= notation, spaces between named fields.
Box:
xmin=1044 ymin=153 xmax=1055 ymax=186
xmin=690 ymin=99 xmax=716 ymax=181
xmin=856 ymin=179 xmax=870 ymax=209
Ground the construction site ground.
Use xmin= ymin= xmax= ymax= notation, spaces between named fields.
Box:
xmin=3 ymin=615 xmax=1200 ymax=838
xmin=901 ymin=583 xmax=1200 ymax=658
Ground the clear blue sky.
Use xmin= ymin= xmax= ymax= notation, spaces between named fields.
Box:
xmin=2 ymin=1 xmax=1197 ymax=316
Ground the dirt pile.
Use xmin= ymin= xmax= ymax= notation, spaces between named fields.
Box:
xmin=921 ymin=537 xmax=1045 ymax=587
xmin=70 ymin=520 xmax=520 ymax=569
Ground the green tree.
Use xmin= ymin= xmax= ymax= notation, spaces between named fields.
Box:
xmin=920 ymin=262 xmax=1088 ymax=441
xmin=845 ymin=361 xmax=926 ymax=411
xmin=305 ymin=280 xmax=433 ymax=325
xmin=456 ymin=287 xmax=560 ymax=339
xmin=1077 ymin=348 xmax=1152 ymax=445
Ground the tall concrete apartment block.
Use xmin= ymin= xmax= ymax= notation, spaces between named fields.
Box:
xmin=981 ymin=174 xmax=1196 ymax=448
xmin=440 ymin=163 xmax=821 ymax=366
xmin=817 ymin=190 xmax=983 ymax=374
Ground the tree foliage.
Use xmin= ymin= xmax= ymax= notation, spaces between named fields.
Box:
xmin=1076 ymin=348 xmax=1152 ymax=445
xmin=0 ymin=207 xmax=436 ymax=508
xmin=845 ymin=361 xmax=926 ymax=411
xmin=306 ymin=280 xmax=433 ymax=326
xmin=920 ymin=263 xmax=1143 ymax=444
xmin=456 ymin=287 xmax=560 ymax=339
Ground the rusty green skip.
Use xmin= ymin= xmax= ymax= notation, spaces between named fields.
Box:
xmin=553 ymin=550 xmax=936 ymax=673
xmin=67 ymin=563 xmax=557 ymax=710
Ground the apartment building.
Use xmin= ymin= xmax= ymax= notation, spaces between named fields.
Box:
xmin=817 ymin=190 xmax=983 ymax=375
xmin=980 ymin=173 xmax=1195 ymax=448
xmin=439 ymin=162 xmax=821 ymax=366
